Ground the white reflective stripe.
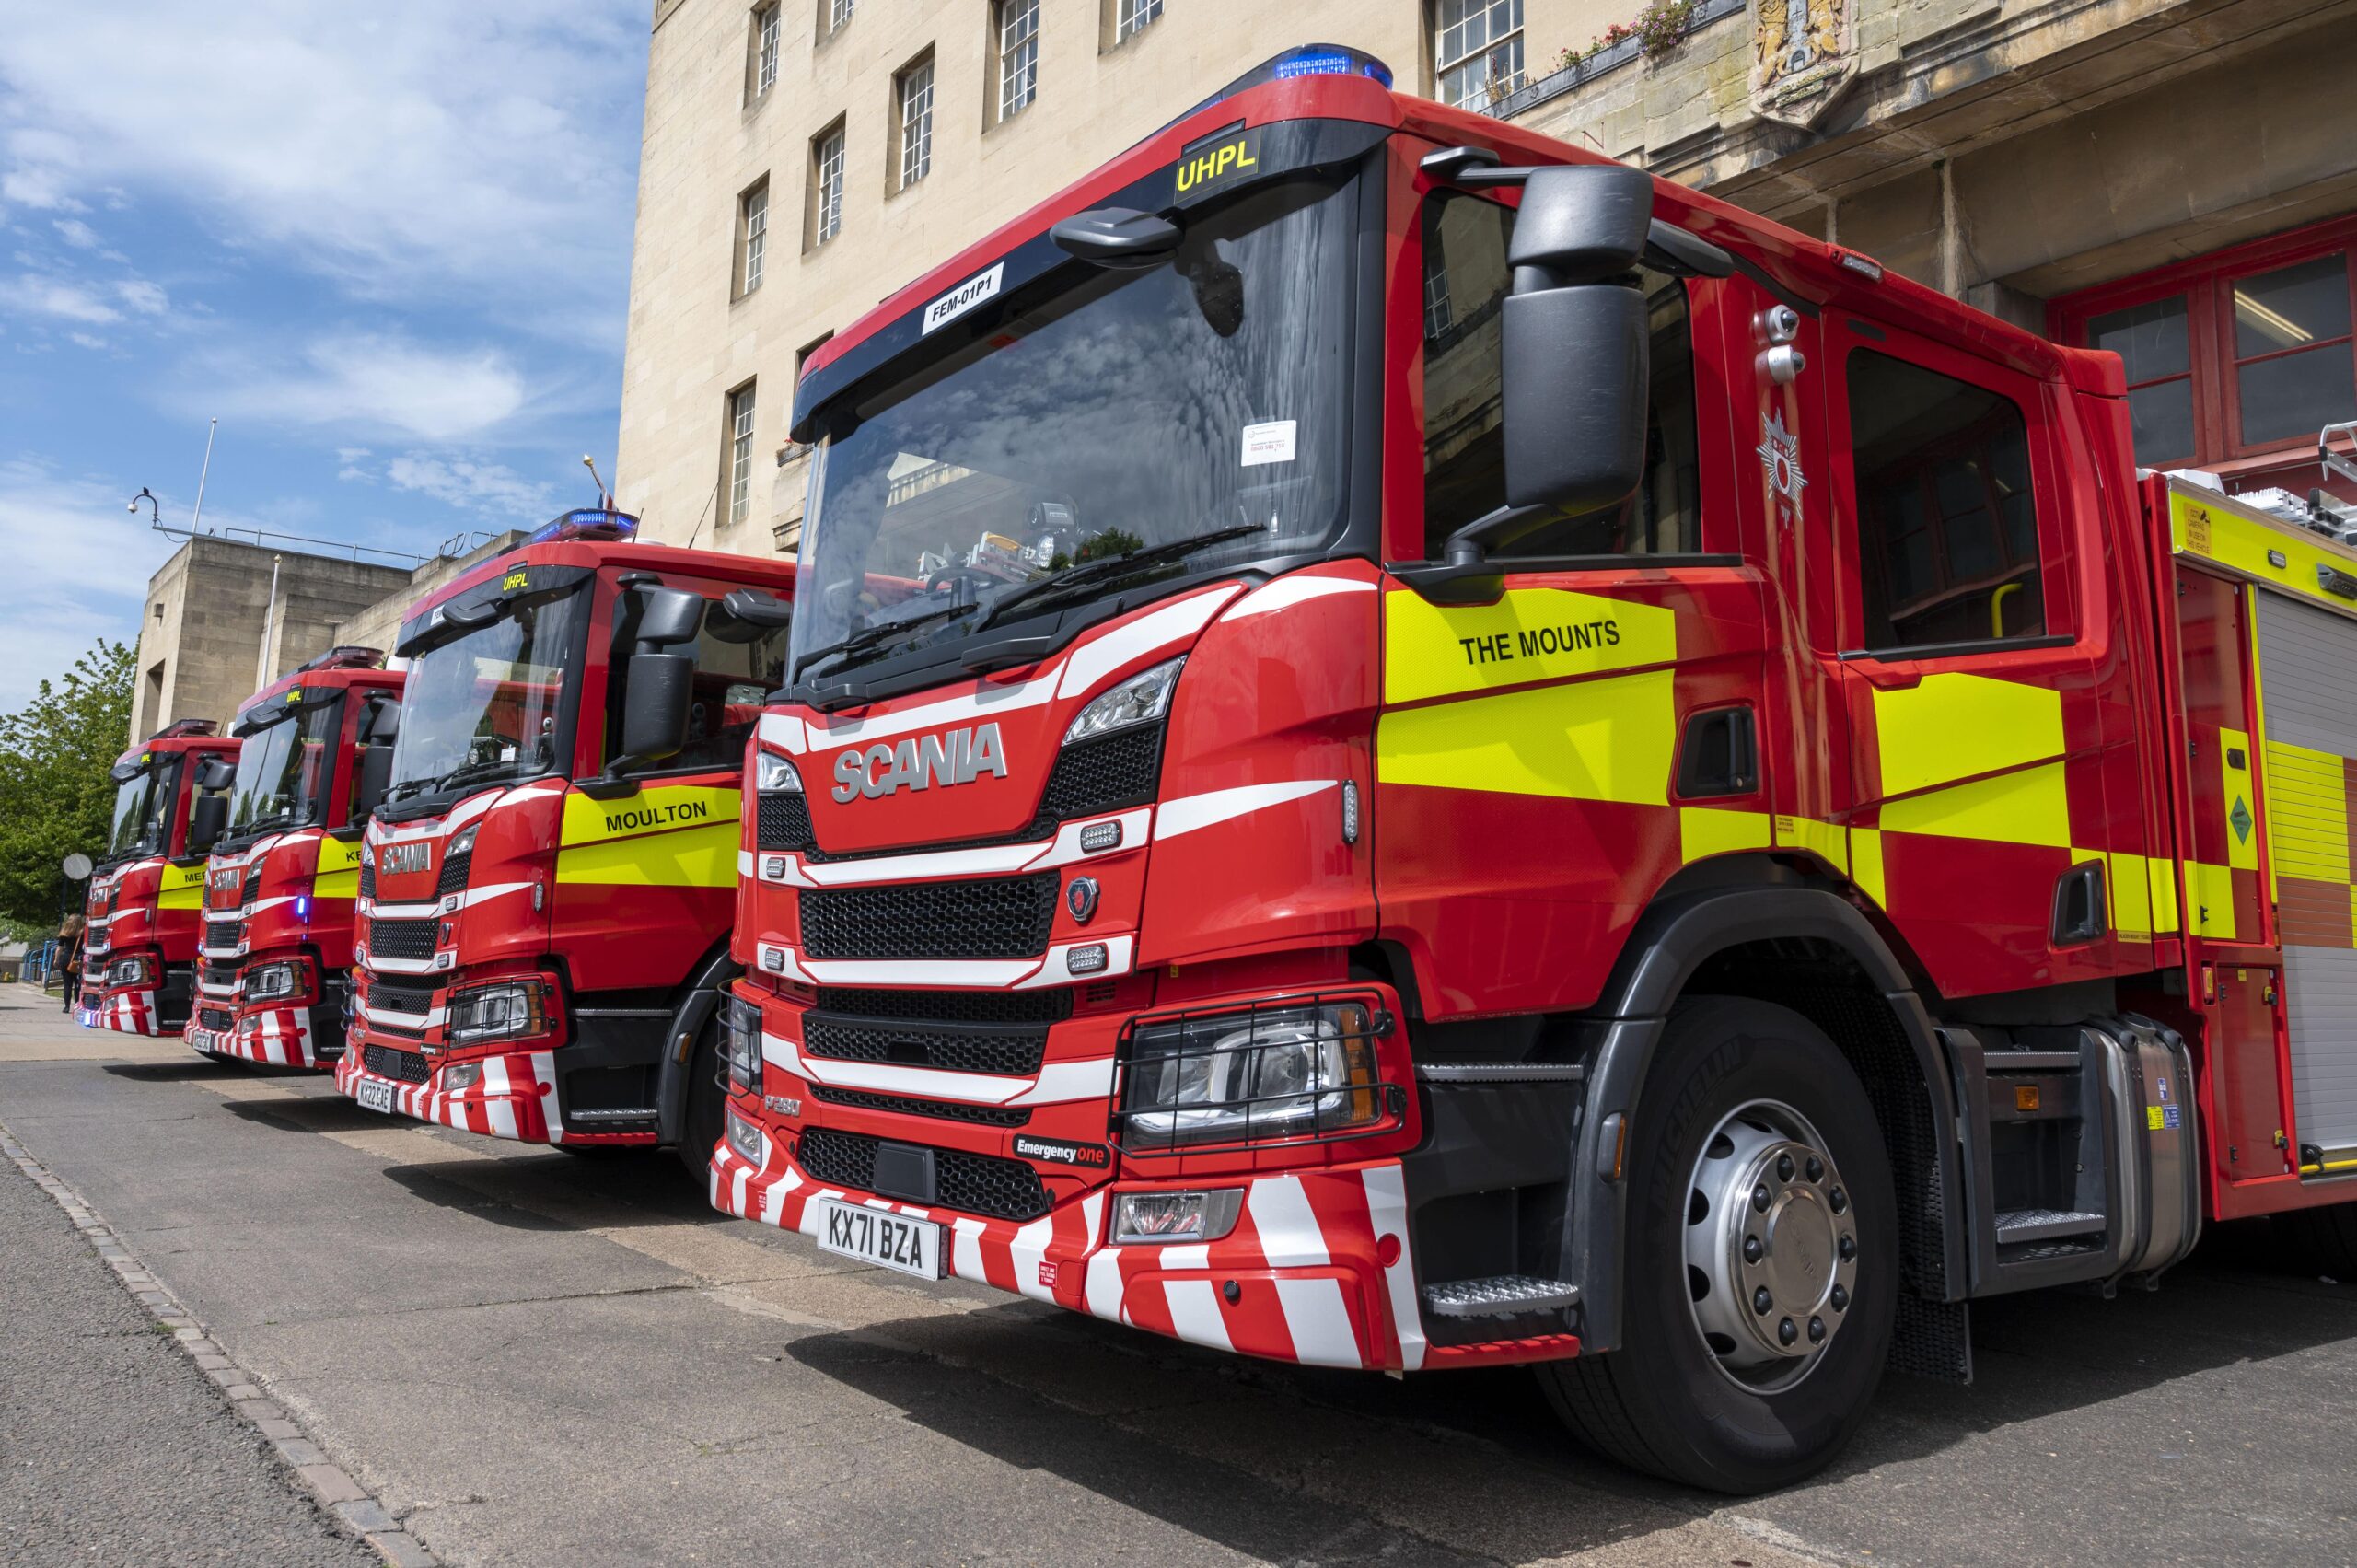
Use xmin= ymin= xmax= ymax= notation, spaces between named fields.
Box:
xmin=1155 ymin=780 xmax=1337 ymax=842
xmin=806 ymin=668 xmax=1062 ymax=750
xmin=760 ymin=1161 xmax=804 ymax=1226
xmin=358 ymin=1000 xmax=447 ymax=1029
xmin=1014 ymin=935 xmax=1134 ymax=990
xmin=1163 ymin=1279 xmax=1234 ymax=1353
xmin=950 ymin=1215 xmax=988 ymax=1283
xmin=793 ymin=1053 xmax=1032 ymax=1105
xmin=1007 ymin=1057 xmax=1117 ymax=1106
xmin=737 ymin=849 xmax=753 ymax=877
xmin=1082 ymin=1200 xmax=1125 ymax=1320
xmin=798 ymin=955 xmax=1036 ymax=987
xmin=1055 ymin=584 xmax=1241 ymax=703
xmin=1220 ymin=573 xmax=1376 ymax=619
xmin=756 ymin=712 xmax=809 ymax=754
xmin=534 ymin=1050 xmax=563 ymax=1144
xmin=1360 ymin=1162 xmax=1424 ymax=1372
xmin=1009 ymin=1215 xmax=1057 ymax=1303
xmin=459 ymin=881 xmax=533 ymax=912
xmin=795 ymin=1188 xmax=846 ymax=1238
xmin=786 ymin=807 xmax=1153 ymax=888
xmin=361 ymin=953 xmax=440 ymax=974
xmin=364 ymin=900 xmax=441 ymax=919
xmin=1245 ymin=1175 xmax=1330 ymax=1268
xmin=1159 ymin=1243 xmax=1211 ymax=1272
xmin=1274 ymin=1277 xmax=1361 ymax=1367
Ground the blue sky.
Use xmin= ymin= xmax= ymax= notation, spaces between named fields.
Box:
xmin=0 ymin=1 xmax=650 ymax=706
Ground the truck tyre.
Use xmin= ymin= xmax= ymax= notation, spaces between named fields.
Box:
xmin=1538 ymin=996 xmax=1897 ymax=1493
xmin=676 ymin=1005 xmax=727 ymax=1178
xmin=2276 ymin=1202 xmax=2357 ymax=1277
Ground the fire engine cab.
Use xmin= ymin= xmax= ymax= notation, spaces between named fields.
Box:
xmin=709 ymin=47 xmax=2357 ymax=1491
xmin=334 ymin=509 xmax=796 ymax=1161
xmin=79 ymin=719 xmax=239 ymax=1036
xmin=184 ymin=647 xmax=403 ymax=1068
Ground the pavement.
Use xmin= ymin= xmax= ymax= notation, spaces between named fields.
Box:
xmin=2 ymin=981 xmax=2353 ymax=1566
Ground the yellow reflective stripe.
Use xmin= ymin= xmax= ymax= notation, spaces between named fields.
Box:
xmin=315 ymin=836 xmax=364 ymax=874
xmin=1679 ymin=807 xmax=1771 ymax=865
xmin=157 ymin=861 xmax=205 ymax=910
xmin=1380 ymin=587 xmax=1677 ymax=706
xmin=1376 ymin=668 xmax=1677 ymax=804
xmin=1773 ymin=814 xmax=1848 ymax=875
xmin=1872 ymin=674 xmax=2062 ymax=798
xmin=2173 ymin=488 xmax=2357 ymax=618
xmin=1848 ymin=826 xmax=1886 ymax=907
xmin=2186 ymin=861 xmax=2238 ymax=941
xmin=2107 ymin=851 xmax=2154 ymax=940
xmin=554 ymin=783 xmax=743 ymax=889
xmin=1877 ymin=761 xmax=2071 ymax=849
xmin=2147 ymin=858 xmax=2180 ymax=935
xmin=556 ymin=820 xmax=737 ymax=888
xmin=2261 ymin=738 xmax=2347 ymax=883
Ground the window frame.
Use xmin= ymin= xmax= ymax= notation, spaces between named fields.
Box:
xmin=1113 ymin=0 xmax=1162 ymax=45
xmin=826 ymin=0 xmax=853 ymax=34
xmin=725 ymin=380 xmax=759 ymax=530
xmin=995 ymin=0 xmax=1039 ymax=123
xmin=750 ymin=2 xmax=781 ymax=99
xmin=807 ymin=120 xmax=845 ymax=248
xmin=1831 ymin=326 xmax=2079 ymax=663
xmin=894 ymin=51 xmax=935 ymax=192
xmin=2049 ymin=213 xmax=2357 ymax=474
xmin=736 ymin=177 xmax=770 ymax=298
xmin=1432 ymin=0 xmax=1526 ymax=113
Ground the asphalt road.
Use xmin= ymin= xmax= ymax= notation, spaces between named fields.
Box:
xmin=3 ymin=986 xmax=2353 ymax=1567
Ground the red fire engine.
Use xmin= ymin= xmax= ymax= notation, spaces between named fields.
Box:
xmin=182 ymin=648 xmax=404 ymax=1068
xmin=79 ymin=720 xmax=240 ymax=1036
xmin=333 ymin=509 xmax=796 ymax=1161
xmin=707 ymin=47 xmax=2357 ymax=1491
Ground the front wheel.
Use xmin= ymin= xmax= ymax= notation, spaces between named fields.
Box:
xmin=1538 ymin=996 xmax=1898 ymax=1493
xmin=677 ymin=1000 xmax=728 ymax=1178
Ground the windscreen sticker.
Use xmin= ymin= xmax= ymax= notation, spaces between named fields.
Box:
xmin=1176 ymin=126 xmax=1261 ymax=197
xmin=1240 ymin=420 xmax=1296 ymax=467
xmin=922 ymin=263 xmax=1004 ymax=335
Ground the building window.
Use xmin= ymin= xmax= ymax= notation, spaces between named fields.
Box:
xmin=1420 ymin=191 xmax=1700 ymax=560
xmin=996 ymin=0 xmax=1039 ymax=122
xmin=896 ymin=54 xmax=934 ymax=190
xmin=2052 ymin=216 xmax=2357 ymax=484
xmin=809 ymin=123 xmax=844 ymax=247
xmin=828 ymin=0 xmax=853 ymax=31
xmin=1847 ymin=352 xmax=2047 ymax=652
xmin=726 ymin=383 xmax=758 ymax=528
xmin=753 ymin=3 xmax=780 ymax=96
xmin=737 ymin=179 xmax=769 ymax=296
xmin=1115 ymin=0 xmax=1162 ymax=43
xmin=1434 ymin=0 xmax=1524 ymax=112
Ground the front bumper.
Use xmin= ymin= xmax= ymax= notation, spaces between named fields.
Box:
xmin=710 ymin=1132 xmax=1431 ymax=1372
xmin=188 ymin=1005 xmax=322 ymax=1068
xmin=333 ymin=1045 xmax=568 ymax=1144
xmin=90 ymin=984 xmax=163 ymax=1037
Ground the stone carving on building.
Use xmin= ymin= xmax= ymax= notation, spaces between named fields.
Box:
xmin=1751 ymin=0 xmax=1854 ymax=126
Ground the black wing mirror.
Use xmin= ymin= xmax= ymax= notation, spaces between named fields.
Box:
xmin=195 ymin=758 xmax=236 ymax=793
xmin=186 ymin=793 xmax=227 ymax=854
xmin=1051 ymin=207 xmax=1184 ymax=269
xmin=583 ymin=585 xmax=709 ymax=798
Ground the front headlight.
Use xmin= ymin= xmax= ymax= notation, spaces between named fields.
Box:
xmin=244 ymin=961 xmax=302 ymax=1003
xmin=1120 ymin=998 xmax=1391 ymax=1150
xmin=723 ymin=993 xmax=763 ymax=1094
xmin=108 ymin=955 xmax=156 ymax=988
xmin=447 ymin=979 xmax=548 ymax=1045
xmin=448 ymin=823 xmax=481 ymax=857
xmin=755 ymin=751 xmax=803 ymax=793
xmin=1064 ymin=656 xmax=1183 ymax=746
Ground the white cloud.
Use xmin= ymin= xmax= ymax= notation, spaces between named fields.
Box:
xmin=204 ymin=331 xmax=527 ymax=443
xmin=115 ymin=279 xmax=167 ymax=315
xmin=68 ymin=331 xmax=106 ymax=350
xmin=0 ymin=459 xmax=177 ymax=709
xmin=379 ymin=453 xmax=554 ymax=518
xmin=0 ymin=273 xmax=121 ymax=323
xmin=0 ymin=4 xmax=643 ymax=333
xmin=52 ymin=217 xmax=98 ymax=249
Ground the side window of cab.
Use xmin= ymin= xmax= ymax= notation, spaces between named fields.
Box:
xmin=1420 ymin=189 xmax=1704 ymax=561
xmin=603 ymin=587 xmax=790 ymax=775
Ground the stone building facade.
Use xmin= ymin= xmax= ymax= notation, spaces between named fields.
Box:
xmin=617 ymin=0 xmax=2357 ymax=546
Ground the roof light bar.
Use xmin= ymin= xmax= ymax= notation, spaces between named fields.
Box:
xmin=1163 ymin=43 xmax=1393 ymax=134
xmin=295 ymin=645 xmax=384 ymax=674
xmin=528 ymin=507 xmax=641 ymax=545
xmin=150 ymin=718 xmax=220 ymax=739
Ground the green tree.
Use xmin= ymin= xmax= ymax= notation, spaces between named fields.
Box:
xmin=0 ymin=638 xmax=134 ymax=935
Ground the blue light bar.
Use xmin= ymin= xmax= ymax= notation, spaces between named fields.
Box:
xmin=1271 ymin=46 xmax=1392 ymax=85
xmin=528 ymin=507 xmax=640 ymax=545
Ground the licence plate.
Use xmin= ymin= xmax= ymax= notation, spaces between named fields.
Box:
xmin=812 ymin=1196 xmax=944 ymax=1280
xmin=354 ymin=1078 xmax=397 ymax=1115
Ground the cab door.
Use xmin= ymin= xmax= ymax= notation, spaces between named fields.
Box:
xmin=1374 ymin=184 xmax=1761 ymax=1018
xmin=1823 ymin=318 xmax=2128 ymax=996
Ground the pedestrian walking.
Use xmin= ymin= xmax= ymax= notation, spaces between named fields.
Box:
xmin=58 ymin=916 xmax=85 ymax=1014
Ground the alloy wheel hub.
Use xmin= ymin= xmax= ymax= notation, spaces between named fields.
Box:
xmin=1684 ymin=1098 xmax=1858 ymax=1388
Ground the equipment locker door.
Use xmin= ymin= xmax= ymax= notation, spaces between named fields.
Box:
xmin=2252 ymin=588 xmax=2357 ymax=1164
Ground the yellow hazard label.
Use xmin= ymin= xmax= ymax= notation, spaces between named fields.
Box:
xmin=2146 ymin=1105 xmax=2165 ymax=1131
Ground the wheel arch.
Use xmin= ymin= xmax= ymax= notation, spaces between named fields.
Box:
xmin=653 ymin=936 xmax=743 ymax=1147
xmin=1569 ymin=877 xmax=1967 ymax=1357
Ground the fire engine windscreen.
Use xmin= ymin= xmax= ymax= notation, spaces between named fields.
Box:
xmin=790 ymin=175 xmax=1358 ymax=682
xmin=221 ymin=696 xmax=340 ymax=840
xmin=105 ymin=758 xmax=179 ymax=861
xmin=384 ymin=589 xmax=585 ymax=808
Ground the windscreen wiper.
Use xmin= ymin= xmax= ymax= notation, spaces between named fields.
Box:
xmin=968 ymin=525 xmax=1266 ymax=633
xmin=389 ymin=757 xmax=517 ymax=802
xmin=792 ymin=600 xmax=982 ymax=683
